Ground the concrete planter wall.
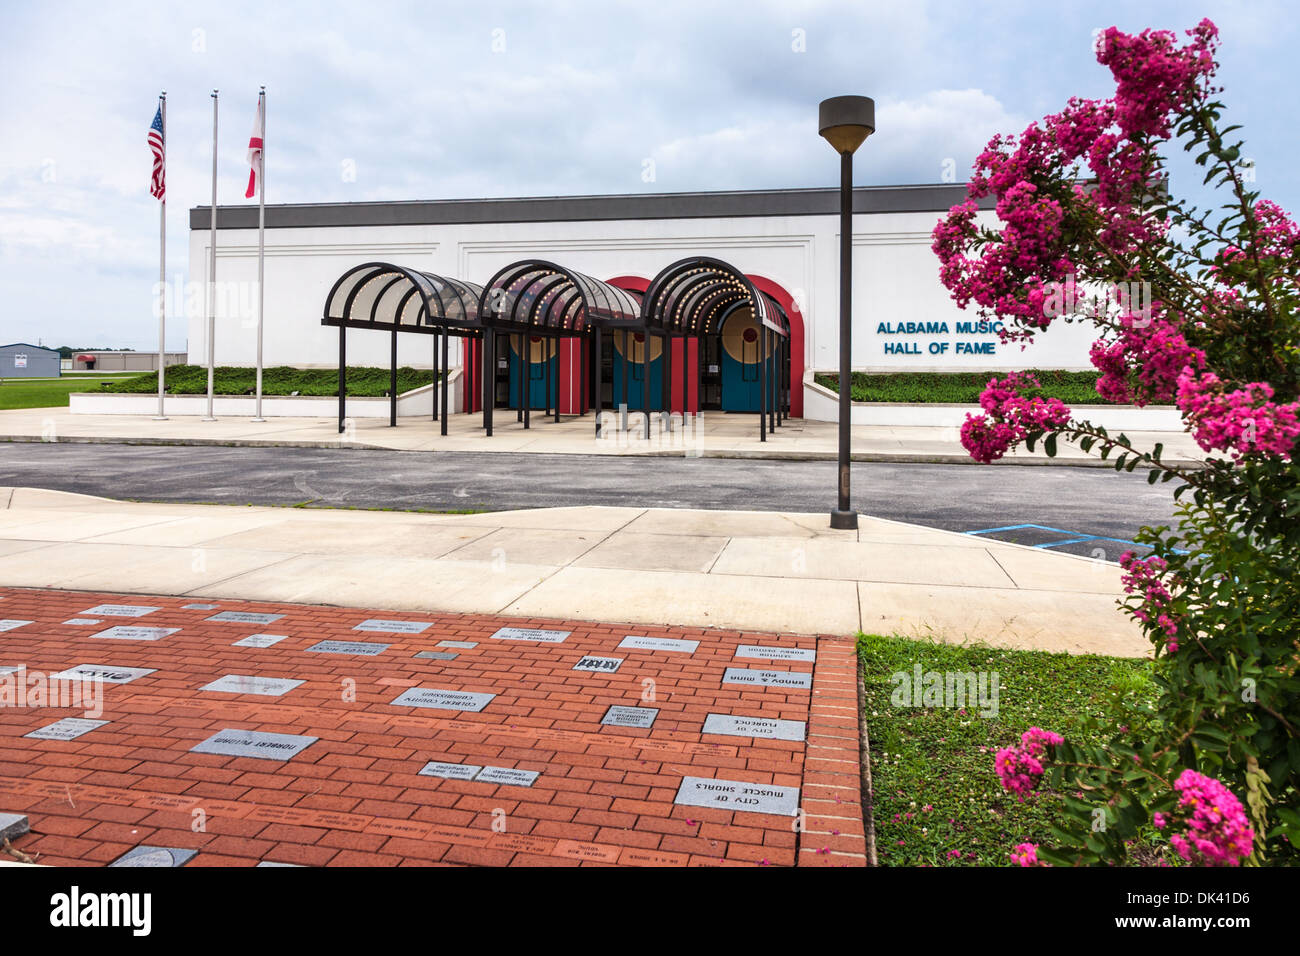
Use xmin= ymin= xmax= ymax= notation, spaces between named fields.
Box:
xmin=801 ymin=371 xmax=1185 ymax=432
xmin=69 ymin=370 xmax=461 ymax=418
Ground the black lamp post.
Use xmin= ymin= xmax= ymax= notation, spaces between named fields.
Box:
xmin=819 ymin=95 xmax=875 ymax=530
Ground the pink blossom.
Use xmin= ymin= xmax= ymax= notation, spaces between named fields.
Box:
xmin=1163 ymin=770 xmax=1254 ymax=866
xmin=995 ymin=727 xmax=1064 ymax=796
xmin=1119 ymin=551 xmax=1181 ymax=651
xmin=1176 ymin=370 xmax=1300 ymax=459
xmin=1010 ymin=843 xmax=1040 ymax=867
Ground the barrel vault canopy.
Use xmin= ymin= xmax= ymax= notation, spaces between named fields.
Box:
xmin=322 ymin=262 xmax=485 ymax=333
xmin=640 ymin=256 xmax=787 ymax=337
xmin=478 ymin=260 xmax=642 ymax=334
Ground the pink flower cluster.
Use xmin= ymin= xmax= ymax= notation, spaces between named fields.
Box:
xmin=959 ymin=373 xmax=1073 ymax=463
xmin=1096 ymin=20 xmax=1219 ymax=141
xmin=1089 ymin=306 xmax=1207 ymax=406
xmin=1155 ymin=769 xmax=1255 ymax=866
xmin=1119 ymin=551 xmax=1180 ymax=651
xmin=1010 ymin=843 xmax=1040 ymax=867
xmin=995 ymin=727 xmax=1064 ymax=797
xmin=932 ymin=21 xmax=1219 ymax=344
xmin=1176 ymin=369 xmax=1300 ymax=459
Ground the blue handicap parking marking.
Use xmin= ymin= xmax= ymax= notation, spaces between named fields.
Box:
xmin=963 ymin=524 xmax=1181 ymax=560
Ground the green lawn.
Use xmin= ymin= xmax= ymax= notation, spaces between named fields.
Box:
xmin=858 ymin=633 xmax=1162 ymax=866
xmin=99 ymin=365 xmax=437 ymax=398
xmin=0 ymin=373 xmax=140 ymax=410
xmin=815 ymin=369 xmax=1160 ymax=405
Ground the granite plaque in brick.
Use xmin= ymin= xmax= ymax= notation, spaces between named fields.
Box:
xmin=256 ymin=861 xmax=302 ymax=867
xmin=418 ymin=761 xmax=483 ymax=781
xmin=675 ymin=776 xmax=800 ymax=816
xmin=51 ymin=664 xmax=155 ymax=685
xmin=109 ymin=846 xmax=197 ymax=867
xmin=0 ymin=665 xmax=20 ymax=676
xmin=475 ymin=766 xmax=539 ymax=787
xmin=721 ymin=667 xmax=813 ymax=689
xmin=414 ymin=651 xmax=458 ymax=661
xmin=82 ymin=604 xmax=158 ymax=617
xmin=206 ymin=611 xmax=284 ymax=625
xmin=735 ymin=644 xmax=817 ymax=663
xmin=306 ymin=639 xmax=389 ymax=656
xmin=390 ymin=687 xmax=495 ymax=712
xmin=191 ymin=728 xmax=318 ymax=761
xmin=233 ymin=633 xmax=287 ymax=649
xmin=702 ymin=713 xmax=807 ymax=742
xmin=201 ymin=674 xmax=304 ymax=697
xmin=354 ymin=619 xmax=431 ymax=634
xmin=618 ymin=635 xmax=699 ymax=653
xmin=0 ymin=620 xmax=33 ymax=632
xmin=601 ymin=705 xmax=658 ymax=728
xmin=0 ymin=812 xmax=29 ymax=842
xmin=573 ymin=655 xmax=623 ymax=673
xmin=90 ymin=625 xmax=179 ymax=642
xmin=63 ymin=618 xmax=101 ymax=626
xmin=182 ymin=604 xmax=219 ymax=610
xmin=26 ymin=718 xmax=108 ymax=741
xmin=490 ymin=626 xmax=570 ymax=643
xmin=438 ymin=640 xmax=477 ymax=649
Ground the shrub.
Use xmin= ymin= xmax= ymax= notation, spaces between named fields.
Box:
xmin=933 ymin=19 xmax=1299 ymax=865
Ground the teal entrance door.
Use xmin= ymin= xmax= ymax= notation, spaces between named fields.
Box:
xmin=610 ymin=331 xmax=662 ymax=411
xmin=720 ymin=311 xmax=762 ymax=412
xmin=508 ymin=336 xmax=557 ymax=409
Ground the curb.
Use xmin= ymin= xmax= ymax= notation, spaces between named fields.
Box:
xmin=0 ymin=434 xmax=1203 ymax=469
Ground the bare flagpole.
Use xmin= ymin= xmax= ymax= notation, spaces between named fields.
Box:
xmin=154 ymin=91 xmax=168 ymax=420
xmin=252 ymin=86 xmax=267 ymax=422
xmin=203 ymin=89 xmax=218 ymax=421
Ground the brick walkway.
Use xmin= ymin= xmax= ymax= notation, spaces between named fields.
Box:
xmin=0 ymin=588 xmax=865 ymax=867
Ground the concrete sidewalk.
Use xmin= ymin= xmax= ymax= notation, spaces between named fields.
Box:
xmin=0 ymin=486 xmax=1147 ymax=657
xmin=0 ymin=406 xmax=1203 ymax=466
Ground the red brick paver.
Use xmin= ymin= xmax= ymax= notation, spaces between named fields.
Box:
xmin=0 ymin=587 xmax=865 ymax=867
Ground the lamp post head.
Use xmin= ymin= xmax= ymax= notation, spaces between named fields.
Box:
xmin=819 ymin=95 xmax=875 ymax=155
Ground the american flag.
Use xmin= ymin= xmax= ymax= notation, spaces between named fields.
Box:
xmin=147 ymin=105 xmax=165 ymax=200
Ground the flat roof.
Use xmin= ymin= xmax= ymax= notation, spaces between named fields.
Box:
xmin=190 ymin=183 xmax=990 ymax=231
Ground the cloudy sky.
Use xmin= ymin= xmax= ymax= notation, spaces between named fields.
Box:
xmin=0 ymin=0 xmax=1293 ymax=351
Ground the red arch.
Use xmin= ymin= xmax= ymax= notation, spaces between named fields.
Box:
xmin=745 ymin=274 xmax=805 ymax=419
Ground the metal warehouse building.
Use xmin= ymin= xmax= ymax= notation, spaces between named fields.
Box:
xmin=0 ymin=343 xmax=60 ymax=379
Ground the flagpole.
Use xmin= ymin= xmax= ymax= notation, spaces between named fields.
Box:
xmin=204 ymin=89 xmax=218 ymax=421
xmin=252 ymin=86 xmax=266 ymax=422
xmin=154 ymin=91 xmax=168 ymax=420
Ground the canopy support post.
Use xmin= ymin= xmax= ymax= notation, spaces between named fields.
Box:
xmin=594 ymin=326 xmax=603 ymax=438
xmin=440 ymin=330 xmax=449 ymax=436
xmin=389 ymin=329 xmax=397 ymax=427
xmin=483 ymin=332 xmax=493 ymax=437
xmin=337 ymin=323 xmax=346 ymax=435
xmin=642 ymin=332 xmax=650 ymax=440
xmin=760 ymin=321 xmax=767 ymax=443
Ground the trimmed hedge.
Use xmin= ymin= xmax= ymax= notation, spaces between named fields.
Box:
xmin=814 ymin=369 xmax=1153 ymax=405
xmin=99 ymin=365 xmax=436 ymax=398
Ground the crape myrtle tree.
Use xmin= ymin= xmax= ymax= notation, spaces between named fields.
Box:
xmin=932 ymin=19 xmax=1299 ymax=866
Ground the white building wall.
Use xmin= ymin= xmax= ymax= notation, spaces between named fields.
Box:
xmin=187 ymin=208 xmax=1095 ymax=374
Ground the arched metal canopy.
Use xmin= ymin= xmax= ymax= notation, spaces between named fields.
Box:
xmin=639 ymin=257 xmax=787 ymax=337
xmin=322 ymin=261 xmax=485 ymax=332
xmin=478 ymin=260 xmax=641 ymax=333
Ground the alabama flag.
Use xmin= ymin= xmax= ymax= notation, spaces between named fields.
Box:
xmin=245 ymin=93 xmax=264 ymax=199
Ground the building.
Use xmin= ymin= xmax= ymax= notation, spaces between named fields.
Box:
xmin=188 ymin=184 xmax=1098 ymax=421
xmin=67 ymin=351 xmax=188 ymax=372
xmin=0 ymin=343 xmax=60 ymax=379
